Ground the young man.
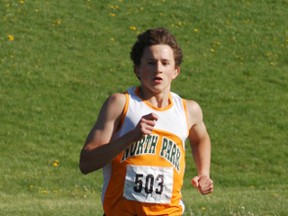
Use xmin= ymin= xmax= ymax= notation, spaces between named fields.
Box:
xmin=79 ymin=27 xmax=213 ymax=215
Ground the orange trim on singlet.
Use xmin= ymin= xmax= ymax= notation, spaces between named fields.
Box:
xmin=135 ymin=87 xmax=173 ymax=111
xmin=117 ymin=92 xmax=130 ymax=131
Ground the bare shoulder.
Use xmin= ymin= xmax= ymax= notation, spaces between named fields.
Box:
xmin=85 ymin=92 xmax=126 ymax=146
xmin=100 ymin=92 xmax=127 ymax=119
xmin=185 ymin=99 xmax=204 ymax=129
xmin=106 ymin=92 xmax=126 ymax=108
xmin=185 ymin=99 xmax=210 ymax=144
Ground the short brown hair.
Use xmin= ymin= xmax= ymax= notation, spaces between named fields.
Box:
xmin=130 ymin=27 xmax=183 ymax=67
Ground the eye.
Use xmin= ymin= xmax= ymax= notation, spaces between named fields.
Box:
xmin=147 ymin=61 xmax=156 ymax=65
xmin=162 ymin=61 xmax=170 ymax=66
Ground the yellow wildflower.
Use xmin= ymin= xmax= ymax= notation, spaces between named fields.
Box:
xmin=54 ymin=19 xmax=62 ymax=25
xmin=20 ymin=0 xmax=24 ymax=4
xmin=193 ymin=28 xmax=199 ymax=33
xmin=110 ymin=13 xmax=116 ymax=17
xmin=52 ymin=159 xmax=59 ymax=167
xmin=129 ymin=26 xmax=137 ymax=31
xmin=8 ymin=34 xmax=15 ymax=41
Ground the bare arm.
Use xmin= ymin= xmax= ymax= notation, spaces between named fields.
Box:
xmin=79 ymin=93 xmax=158 ymax=174
xmin=186 ymin=100 xmax=213 ymax=194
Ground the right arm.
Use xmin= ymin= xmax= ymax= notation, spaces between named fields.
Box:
xmin=79 ymin=93 xmax=158 ymax=174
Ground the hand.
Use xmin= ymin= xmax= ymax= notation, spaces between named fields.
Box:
xmin=134 ymin=113 xmax=158 ymax=140
xmin=192 ymin=176 xmax=213 ymax=195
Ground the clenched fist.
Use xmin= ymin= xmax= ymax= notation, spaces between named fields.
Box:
xmin=192 ymin=176 xmax=213 ymax=195
xmin=134 ymin=113 xmax=158 ymax=140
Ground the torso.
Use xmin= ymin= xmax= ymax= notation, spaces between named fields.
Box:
xmin=102 ymin=87 xmax=189 ymax=216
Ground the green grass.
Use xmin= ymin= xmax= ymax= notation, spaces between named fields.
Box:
xmin=1 ymin=0 xmax=287 ymax=215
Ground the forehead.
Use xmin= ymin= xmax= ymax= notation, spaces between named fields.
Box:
xmin=142 ymin=45 xmax=175 ymax=60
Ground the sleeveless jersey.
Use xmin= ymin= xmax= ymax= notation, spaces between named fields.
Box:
xmin=102 ymin=87 xmax=189 ymax=216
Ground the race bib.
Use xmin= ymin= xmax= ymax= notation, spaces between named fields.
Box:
xmin=123 ymin=165 xmax=173 ymax=204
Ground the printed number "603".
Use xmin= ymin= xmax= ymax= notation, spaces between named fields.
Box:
xmin=133 ymin=173 xmax=164 ymax=195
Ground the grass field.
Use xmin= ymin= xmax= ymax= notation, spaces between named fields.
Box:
xmin=1 ymin=0 xmax=287 ymax=215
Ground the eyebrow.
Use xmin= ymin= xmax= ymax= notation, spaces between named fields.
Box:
xmin=146 ymin=58 xmax=170 ymax=62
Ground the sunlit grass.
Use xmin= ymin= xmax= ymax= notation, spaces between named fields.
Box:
xmin=1 ymin=0 xmax=287 ymax=215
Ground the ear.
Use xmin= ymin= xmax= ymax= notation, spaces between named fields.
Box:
xmin=133 ymin=65 xmax=141 ymax=80
xmin=172 ymin=67 xmax=180 ymax=80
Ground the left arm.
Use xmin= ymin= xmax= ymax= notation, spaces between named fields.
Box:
xmin=186 ymin=100 xmax=213 ymax=195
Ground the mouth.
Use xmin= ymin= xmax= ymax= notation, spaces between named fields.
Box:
xmin=153 ymin=77 xmax=163 ymax=81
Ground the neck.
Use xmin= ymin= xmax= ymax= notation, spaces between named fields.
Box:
xmin=138 ymin=87 xmax=171 ymax=108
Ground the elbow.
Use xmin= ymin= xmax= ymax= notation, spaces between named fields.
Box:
xmin=79 ymin=164 xmax=90 ymax=175
xmin=79 ymin=149 xmax=94 ymax=174
xmin=79 ymin=152 xmax=88 ymax=174
xmin=79 ymin=156 xmax=93 ymax=175
xmin=79 ymin=148 xmax=105 ymax=174
xmin=79 ymin=159 xmax=102 ymax=174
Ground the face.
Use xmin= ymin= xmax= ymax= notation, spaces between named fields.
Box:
xmin=135 ymin=44 xmax=180 ymax=95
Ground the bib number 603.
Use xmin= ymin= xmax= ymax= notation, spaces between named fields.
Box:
xmin=133 ymin=173 xmax=164 ymax=195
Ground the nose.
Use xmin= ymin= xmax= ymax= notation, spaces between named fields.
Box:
xmin=156 ymin=61 xmax=163 ymax=73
